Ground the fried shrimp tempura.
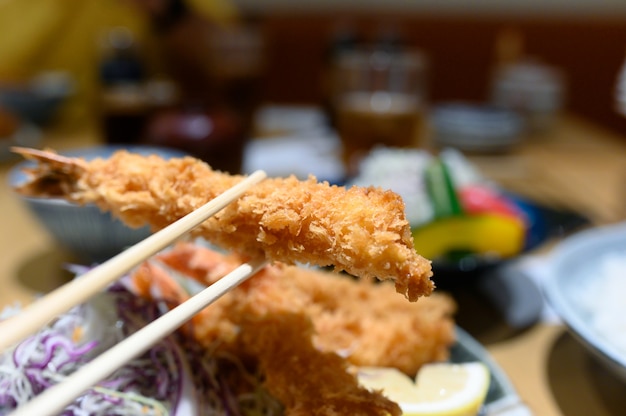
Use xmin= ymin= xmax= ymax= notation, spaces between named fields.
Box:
xmin=13 ymin=147 xmax=433 ymax=301
xmin=133 ymin=242 xmax=456 ymax=376
xmin=128 ymin=242 xmax=455 ymax=414
xmin=238 ymin=312 xmax=402 ymax=416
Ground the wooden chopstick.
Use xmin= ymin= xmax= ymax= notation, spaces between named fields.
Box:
xmin=9 ymin=257 xmax=269 ymax=416
xmin=0 ymin=170 xmax=267 ymax=351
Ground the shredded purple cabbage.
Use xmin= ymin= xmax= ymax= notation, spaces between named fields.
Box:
xmin=0 ymin=268 xmax=282 ymax=416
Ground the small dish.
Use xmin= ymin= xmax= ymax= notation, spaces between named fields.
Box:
xmin=431 ymin=103 xmax=523 ymax=153
xmin=243 ymin=132 xmax=345 ymax=184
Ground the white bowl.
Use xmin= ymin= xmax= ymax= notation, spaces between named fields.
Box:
xmin=543 ymin=222 xmax=626 ymax=382
xmin=9 ymin=144 xmax=188 ymax=262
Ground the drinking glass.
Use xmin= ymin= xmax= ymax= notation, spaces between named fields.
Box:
xmin=332 ymin=46 xmax=428 ymax=175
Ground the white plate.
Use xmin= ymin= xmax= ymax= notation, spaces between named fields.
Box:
xmin=243 ymin=133 xmax=345 ymax=183
xmin=543 ymin=222 xmax=626 ymax=382
xmin=254 ymin=105 xmax=328 ymax=135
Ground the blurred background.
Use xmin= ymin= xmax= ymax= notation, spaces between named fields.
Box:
xmin=239 ymin=0 xmax=626 ymax=135
xmin=2 ymin=0 xmax=626 ymax=146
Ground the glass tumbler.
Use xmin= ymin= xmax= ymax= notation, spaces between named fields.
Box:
xmin=332 ymin=46 xmax=428 ymax=175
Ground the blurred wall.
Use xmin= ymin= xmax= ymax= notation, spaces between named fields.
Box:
xmin=0 ymin=0 xmax=154 ymax=129
xmin=237 ymin=3 xmax=626 ymax=135
xmin=0 ymin=0 xmax=239 ymax=131
xmin=233 ymin=0 xmax=626 ymax=17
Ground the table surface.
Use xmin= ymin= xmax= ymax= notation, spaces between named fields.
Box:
xmin=1 ymin=114 xmax=625 ymax=415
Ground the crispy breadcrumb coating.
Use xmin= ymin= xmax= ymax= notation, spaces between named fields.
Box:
xmin=238 ymin=312 xmax=402 ymax=416
xmin=129 ymin=242 xmax=456 ymax=415
xmin=14 ymin=148 xmax=433 ymax=301
xmin=136 ymin=242 xmax=456 ymax=376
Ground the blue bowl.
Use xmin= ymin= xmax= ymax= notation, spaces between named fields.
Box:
xmin=9 ymin=144 xmax=188 ymax=263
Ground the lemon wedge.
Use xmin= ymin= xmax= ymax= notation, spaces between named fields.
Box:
xmin=357 ymin=362 xmax=490 ymax=416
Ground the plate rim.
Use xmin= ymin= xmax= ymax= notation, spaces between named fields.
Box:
xmin=452 ymin=326 xmax=525 ymax=413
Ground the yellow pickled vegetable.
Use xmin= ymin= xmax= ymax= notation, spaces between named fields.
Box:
xmin=412 ymin=214 xmax=526 ymax=260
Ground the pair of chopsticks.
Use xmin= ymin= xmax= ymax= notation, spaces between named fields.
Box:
xmin=1 ymin=170 xmax=268 ymax=416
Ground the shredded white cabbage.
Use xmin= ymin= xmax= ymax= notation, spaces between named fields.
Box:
xmin=348 ymin=146 xmax=490 ymax=226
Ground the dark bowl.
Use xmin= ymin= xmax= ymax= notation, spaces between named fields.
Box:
xmin=431 ymin=102 xmax=523 ymax=153
xmin=429 ymin=194 xmax=589 ymax=287
xmin=427 ymin=196 xmax=589 ymax=338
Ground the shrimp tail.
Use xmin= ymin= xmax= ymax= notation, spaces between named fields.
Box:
xmin=11 ymin=147 xmax=88 ymax=198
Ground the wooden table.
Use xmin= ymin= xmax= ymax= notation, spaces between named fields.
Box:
xmin=465 ymin=117 xmax=626 ymax=226
xmin=1 ymin=115 xmax=625 ymax=415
